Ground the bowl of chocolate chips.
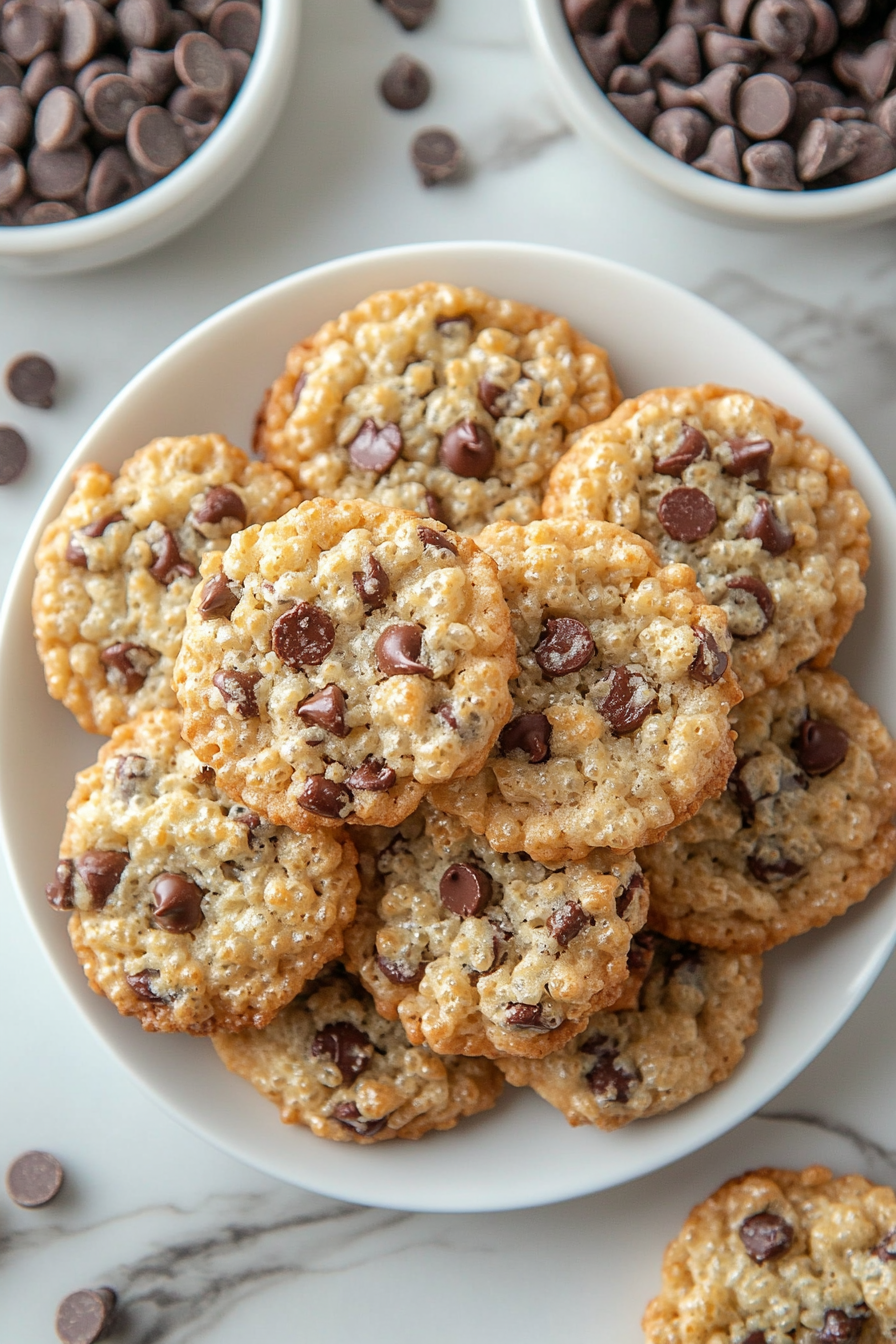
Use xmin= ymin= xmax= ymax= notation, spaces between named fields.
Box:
xmin=526 ymin=0 xmax=896 ymax=222
xmin=0 ymin=0 xmax=300 ymax=275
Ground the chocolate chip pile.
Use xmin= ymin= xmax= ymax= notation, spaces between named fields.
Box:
xmin=563 ymin=0 xmax=896 ymax=188
xmin=0 ymin=0 xmax=261 ymax=227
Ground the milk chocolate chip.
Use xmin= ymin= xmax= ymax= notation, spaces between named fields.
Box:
xmin=0 ymin=425 xmax=27 ymax=483
xmin=331 ymin=1101 xmax=388 ymax=1137
xmin=297 ymin=684 xmax=348 ymax=737
xmin=418 ymin=524 xmax=458 ymax=554
xmin=345 ymin=759 xmax=397 ymax=791
xmin=376 ymin=623 xmax=432 ymax=677
xmin=353 ymin=554 xmax=390 ymax=610
xmin=723 ymin=437 xmax=773 ymax=486
xmin=76 ymin=849 xmax=128 ymax=907
xmin=152 ymin=872 xmax=203 ymax=933
xmin=689 ymin=627 xmax=729 ymax=684
xmin=212 ymin=667 xmax=261 ymax=717
xmin=440 ymin=862 xmax=492 ymax=918
xmin=193 ymin=484 xmax=246 ymax=526
xmin=655 ymin=425 xmax=709 ymax=475
xmin=126 ymin=968 xmax=163 ymax=1001
xmin=726 ymin=575 xmax=775 ymax=633
xmin=148 ymin=527 xmax=196 ymax=584
xmin=505 ymin=1002 xmax=544 ymax=1027
xmin=439 ymin=419 xmax=495 ymax=478
xmin=499 ymin=712 xmax=552 ymax=763
xmin=55 ymin=1287 xmax=117 ymax=1344
xmin=599 ymin=665 xmax=658 ymax=734
xmin=742 ymin=496 xmax=794 ymax=553
xmin=534 ymin=617 xmax=595 ymax=678
xmin=657 ymin=486 xmax=717 ymax=541
xmin=198 ymin=572 xmax=239 ymax=619
xmin=311 ymin=1022 xmax=373 ymax=1084
xmin=299 ymin=775 xmax=351 ymax=819
xmin=5 ymin=351 xmax=55 ymax=407
xmin=272 ymin=602 xmax=336 ymax=668
xmin=100 ymin=641 xmax=156 ymax=693
xmin=46 ymin=858 xmax=74 ymax=909
xmin=6 ymin=1150 xmax=64 ymax=1207
xmin=817 ymin=1311 xmax=866 ymax=1344
xmin=376 ymin=953 xmax=425 ymax=985
xmin=583 ymin=1034 xmax=638 ymax=1101
xmin=546 ymin=900 xmax=592 ymax=946
xmin=794 ymin=717 xmax=848 ymax=774
xmin=348 ymin=418 xmax=403 ymax=474
xmin=747 ymin=851 xmax=804 ymax=882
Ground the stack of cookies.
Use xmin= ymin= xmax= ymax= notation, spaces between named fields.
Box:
xmin=33 ymin=281 xmax=896 ymax=1145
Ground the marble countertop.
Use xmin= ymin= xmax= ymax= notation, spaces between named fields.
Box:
xmin=2 ymin=1 xmax=896 ymax=1339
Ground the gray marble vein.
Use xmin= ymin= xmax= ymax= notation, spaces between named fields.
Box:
xmin=475 ymin=103 xmax=572 ymax=171
xmin=759 ymin=1109 xmax=896 ymax=1181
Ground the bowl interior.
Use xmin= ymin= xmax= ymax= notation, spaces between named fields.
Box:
xmin=2 ymin=241 xmax=895 ymax=1213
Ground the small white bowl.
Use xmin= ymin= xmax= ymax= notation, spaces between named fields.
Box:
xmin=0 ymin=0 xmax=301 ymax=277
xmin=525 ymin=0 xmax=896 ymax=226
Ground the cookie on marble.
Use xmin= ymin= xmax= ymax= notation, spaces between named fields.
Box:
xmin=543 ymin=385 xmax=870 ymax=699
xmin=173 ymin=497 xmax=517 ymax=831
xmin=342 ymin=803 xmax=649 ymax=1060
xmin=33 ymin=435 xmax=299 ymax=736
xmin=498 ymin=931 xmax=761 ymax=1129
xmin=253 ymin=281 xmax=621 ymax=535
xmin=643 ymin=1165 xmax=896 ymax=1344
xmin=212 ymin=965 xmax=504 ymax=1143
xmin=641 ymin=669 xmax=896 ymax=954
xmin=50 ymin=709 xmax=359 ymax=1034
xmin=431 ymin=518 xmax=742 ymax=864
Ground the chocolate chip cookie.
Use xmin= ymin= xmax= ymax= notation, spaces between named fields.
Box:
xmin=431 ymin=518 xmax=742 ymax=864
xmin=543 ymin=386 xmax=870 ymax=698
xmin=641 ymin=669 xmax=896 ymax=953
xmin=33 ymin=434 xmax=298 ymax=736
xmin=212 ymin=965 xmax=504 ymax=1143
xmin=51 ymin=709 xmax=359 ymax=1034
xmin=253 ymin=281 xmax=621 ymax=534
xmin=498 ymin=932 xmax=761 ymax=1130
xmin=174 ymin=498 xmax=517 ymax=831
xmin=643 ymin=1165 xmax=896 ymax=1344
xmin=342 ymin=803 xmax=648 ymax=1059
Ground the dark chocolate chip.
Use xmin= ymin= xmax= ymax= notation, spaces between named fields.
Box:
xmin=353 ymin=553 xmax=390 ymax=610
xmin=86 ymin=146 xmax=142 ymax=213
xmin=723 ymin=436 xmax=773 ymax=486
xmin=417 ymin=524 xmax=458 ymax=554
xmin=689 ymin=62 xmax=749 ymax=124
xmin=747 ymin=850 xmax=804 ymax=882
xmin=599 ymin=665 xmax=658 ymax=735
xmin=737 ymin=71 xmax=797 ymax=137
xmin=198 ymin=573 xmax=239 ymax=619
xmin=609 ymin=88 xmax=658 ymax=130
xmin=0 ymin=147 xmax=27 ymax=210
xmin=693 ymin=123 xmax=748 ymax=178
xmin=505 ymin=1002 xmax=544 ymax=1027
xmin=609 ymin=63 xmax=654 ymax=93
xmin=126 ymin=969 xmax=163 ymax=1001
xmin=299 ymin=775 xmax=351 ymax=819
xmin=27 ymin=141 xmax=91 ymax=198
xmin=348 ymin=417 xmax=403 ymax=474
xmin=272 ymin=602 xmax=335 ymax=668
xmin=55 ymin=1287 xmax=117 ymax=1344
xmin=742 ymin=496 xmax=794 ymax=553
xmin=650 ymin=106 xmax=713 ymax=159
xmin=331 ymin=1101 xmax=388 ymax=1137
xmin=440 ymin=862 xmax=492 ymax=918
xmin=148 ymin=527 xmax=196 ymax=584
xmin=174 ymin=31 xmax=231 ymax=102
xmin=209 ymin=1 xmax=260 ymax=52
xmin=689 ymin=627 xmax=729 ymax=684
xmin=726 ymin=575 xmax=775 ymax=633
xmin=436 ymin=702 xmax=457 ymax=729
xmin=616 ymin=869 xmax=645 ymax=917
xmin=297 ymin=684 xmax=348 ymax=737
xmin=411 ymin=127 xmax=464 ymax=185
xmin=534 ymin=617 xmax=595 ymax=678
xmin=644 ymin=24 xmax=702 ymax=83
xmin=576 ymin=31 xmax=622 ymax=88
xmin=212 ymin=667 xmax=261 ymax=717
xmin=564 ymin=0 xmax=613 ymax=32
xmin=499 ymin=712 xmax=552 ymax=763
xmin=657 ymin=486 xmax=717 ymax=541
xmin=5 ymin=1150 xmax=64 ymax=1207
xmin=750 ymin=0 xmax=812 ymax=58
xmin=794 ymin=717 xmax=848 ymax=774
xmin=345 ymin=759 xmax=396 ymax=791
xmin=383 ymin=0 xmax=435 ymax=31
xmin=193 ymin=484 xmax=246 ymax=527
xmin=656 ymin=425 xmax=710 ymax=475
xmin=76 ymin=849 xmax=128 ymax=908
xmin=834 ymin=41 xmax=896 ymax=102
xmin=478 ymin=376 xmax=506 ymax=416
xmin=375 ymin=623 xmax=432 ymax=677
xmin=703 ymin=26 xmax=763 ymax=69
xmin=0 ymin=425 xmax=28 ymax=483
xmin=84 ymin=73 xmax=146 ymax=138
xmin=838 ymin=122 xmax=896 ymax=183
xmin=35 ymin=85 xmax=86 ymax=151
xmin=610 ymin=0 xmax=661 ymax=60
xmin=376 ymin=953 xmax=425 ymax=985
xmin=439 ymin=419 xmax=495 ymax=478
xmin=798 ymin=116 xmax=857 ymax=180
xmin=583 ymin=1034 xmax=638 ymax=1102
xmin=743 ymin=138 xmax=803 ymax=187
xmin=0 ymin=85 xmax=33 ymax=149
xmin=2 ymin=2 xmax=58 ymax=67
xmin=876 ymin=1230 xmax=896 ymax=1260
xmin=152 ymin=872 xmax=203 ymax=933
xmin=817 ymin=1310 xmax=865 ymax=1343
xmin=546 ymin=900 xmax=591 ymax=946
xmin=311 ymin=1022 xmax=373 ymax=1084
xmin=100 ymin=641 xmax=155 ymax=693
xmin=126 ymin=104 xmax=186 ymax=178
xmin=380 ymin=53 xmax=430 ymax=110
xmin=46 ymin=858 xmax=75 ymax=910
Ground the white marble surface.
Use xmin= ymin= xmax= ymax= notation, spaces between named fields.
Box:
xmin=2 ymin=1 xmax=896 ymax=1339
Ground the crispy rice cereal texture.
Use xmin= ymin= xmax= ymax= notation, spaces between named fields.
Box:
xmin=431 ymin=518 xmax=742 ymax=864
xmin=212 ymin=966 xmax=504 ymax=1144
xmin=641 ymin=669 xmax=896 ymax=953
xmin=57 ymin=709 xmax=359 ymax=1034
xmin=342 ymin=803 xmax=649 ymax=1060
xmin=499 ymin=933 xmax=761 ymax=1129
xmin=173 ymin=498 xmax=517 ymax=831
xmin=643 ymin=1166 xmax=896 ymax=1343
xmin=543 ymin=386 xmax=870 ymax=698
xmin=33 ymin=434 xmax=299 ymax=736
xmin=253 ymin=281 xmax=621 ymax=534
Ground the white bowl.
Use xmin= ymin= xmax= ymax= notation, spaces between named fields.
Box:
xmin=0 ymin=0 xmax=301 ymax=277
xmin=525 ymin=0 xmax=896 ymax=226
xmin=2 ymin=241 xmax=895 ymax=1213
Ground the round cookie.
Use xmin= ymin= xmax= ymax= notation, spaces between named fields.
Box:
xmin=343 ymin=803 xmax=649 ymax=1060
xmin=643 ymin=1165 xmax=896 ymax=1344
xmin=543 ymin=385 xmax=870 ymax=699
xmin=499 ymin=931 xmax=762 ymax=1130
xmin=641 ymin=669 xmax=896 ymax=954
xmin=212 ymin=965 xmax=504 ymax=1143
xmin=49 ymin=709 xmax=359 ymax=1034
xmin=431 ymin=518 xmax=742 ymax=864
xmin=253 ymin=281 xmax=621 ymax=535
xmin=33 ymin=434 xmax=299 ymax=736
xmin=173 ymin=497 xmax=517 ymax=831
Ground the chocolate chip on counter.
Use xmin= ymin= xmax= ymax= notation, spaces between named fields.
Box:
xmin=742 ymin=496 xmax=794 ymax=551
xmin=834 ymin=40 xmax=896 ymax=101
xmin=55 ymin=1287 xmax=117 ymax=1344
xmin=0 ymin=85 xmax=33 ymax=148
xmin=609 ymin=88 xmax=658 ymax=129
xmin=152 ymin=872 xmax=204 ymax=933
xmin=331 ymin=1101 xmax=388 ymax=1137
xmin=817 ymin=1311 xmax=865 ymax=1343
xmin=272 ymin=602 xmax=336 ymax=668
xmin=193 ymin=484 xmax=246 ymax=526
xmin=6 ymin=1150 xmax=64 ymax=1207
xmin=598 ymin=664 xmax=658 ymax=734
xmin=703 ymin=26 xmax=763 ymax=69
xmin=439 ymin=418 xmax=495 ymax=478
xmin=736 ymin=72 xmax=797 ymax=137
xmin=794 ymin=717 xmax=848 ymax=773
xmin=212 ymin=666 xmax=261 ymax=717
xmin=534 ymin=616 xmax=595 ymax=678
xmin=128 ymin=46 xmax=177 ymax=103
xmin=353 ymin=553 xmax=390 ymax=610
xmin=657 ymin=485 xmax=717 ymax=540
xmin=376 ymin=623 xmax=433 ymax=678
xmin=656 ymin=425 xmax=710 ymax=474
xmin=440 ymin=862 xmax=492 ymax=918
xmin=876 ymin=1231 xmax=896 ymax=1260
xmin=27 ymin=141 xmax=91 ymax=198
xmin=34 ymin=85 xmax=85 ymax=150
xmin=84 ymin=72 xmax=146 ymax=138
xmin=46 ymin=858 xmax=75 ymax=909
xmin=839 ymin=121 xmax=896 ymax=181
xmin=499 ymin=711 xmax=552 ymax=763
xmin=5 ymin=352 xmax=55 ymax=407
xmin=126 ymin=968 xmax=163 ymax=1001
xmin=609 ymin=62 xmax=654 ymax=92
xmin=299 ymin=775 xmax=351 ymax=819
xmin=148 ymin=526 xmax=196 ymax=584
xmin=576 ymin=31 xmax=622 ymax=87
xmin=21 ymin=199 xmax=79 ymax=223
xmin=417 ymin=524 xmax=457 ymax=554
xmin=60 ymin=0 xmax=116 ymax=72
xmin=694 ymin=123 xmax=748 ymax=177
xmin=643 ymin=24 xmax=702 ymax=82
xmin=583 ymin=1034 xmax=638 ymax=1101
xmin=650 ymin=105 xmax=713 ymax=158
xmin=743 ymin=137 xmax=803 ymax=186
xmin=609 ymin=0 xmax=661 ymax=60
xmin=0 ymin=148 xmax=27 ymax=209
xmin=505 ymin=1002 xmax=544 ymax=1027
xmin=689 ymin=626 xmax=729 ymax=684
xmin=348 ymin=417 xmax=403 ymax=473
xmin=311 ymin=1022 xmax=373 ymax=1085
xmin=2 ymin=3 xmax=58 ymax=67
xmin=345 ymin=758 xmax=397 ymax=791
xmin=411 ymin=127 xmax=464 ymax=185
xmin=198 ymin=572 xmax=239 ymax=619
xmin=75 ymin=849 xmax=128 ymax=908
xmin=383 ymin=0 xmax=436 ymax=31
xmin=126 ymin=104 xmax=186 ymax=178
xmin=100 ymin=640 xmax=155 ymax=692
xmin=747 ymin=850 xmax=804 ymax=881
xmin=726 ymin=574 xmax=775 ymax=632
xmin=297 ymin=684 xmax=348 ymax=737
xmin=380 ymin=52 xmax=430 ymax=110
xmin=546 ymin=900 xmax=592 ymax=946
xmin=376 ymin=952 xmax=425 ymax=985
xmin=209 ymin=0 xmax=261 ymax=52
xmin=0 ymin=53 xmax=24 ymax=88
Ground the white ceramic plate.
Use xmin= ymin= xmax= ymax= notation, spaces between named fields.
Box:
xmin=2 ymin=242 xmax=894 ymax=1214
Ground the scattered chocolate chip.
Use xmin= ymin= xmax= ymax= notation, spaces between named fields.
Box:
xmin=534 ymin=616 xmax=595 ymax=678
xmin=411 ymin=126 xmax=464 ymax=185
xmin=100 ymin=641 xmax=155 ymax=693
xmin=380 ymin=52 xmax=430 ymax=110
xmin=6 ymin=1150 xmax=64 ymax=1207
xmin=417 ymin=524 xmax=458 ymax=554
xmin=657 ymin=486 xmax=718 ymax=541
xmin=743 ymin=138 xmax=803 ymax=187
xmin=546 ymin=900 xmax=592 ymax=946
xmin=299 ymin=775 xmax=351 ymax=819
xmin=726 ymin=575 xmax=775 ymax=633
xmin=817 ymin=1310 xmax=865 ymax=1343
xmin=297 ymin=684 xmax=348 ymax=737
xmin=656 ymin=425 xmax=710 ymax=475
xmin=0 ymin=425 xmax=28 ymax=483
xmin=312 ymin=1022 xmax=373 ymax=1084
xmin=148 ymin=526 xmax=196 ymax=584
xmin=376 ymin=953 xmax=425 ymax=985
xmin=499 ymin=712 xmax=552 ymax=763
xmin=439 ymin=418 xmax=495 ymax=478
xmin=272 ymin=602 xmax=336 ymax=668
xmin=75 ymin=849 xmax=128 ymax=908
xmin=353 ymin=553 xmax=390 ymax=610
xmin=46 ymin=858 xmax=75 ymax=909
xmin=583 ymin=1034 xmax=639 ymax=1101
xmin=794 ymin=717 xmax=849 ymax=774
xmin=55 ymin=1287 xmax=117 ymax=1344
xmin=348 ymin=417 xmax=403 ymax=474
xmin=616 ymin=869 xmax=645 ymax=917
xmin=331 ymin=1101 xmax=388 ymax=1137
xmin=115 ymin=753 xmax=150 ymax=797
xmin=383 ymin=0 xmax=436 ymax=31
xmin=345 ymin=758 xmax=397 ymax=791
xmin=598 ymin=665 xmax=658 ymax=734
xmin=723 ymin=437 xmax=774 ymax=486
xmin=742 ymin=496 xmax=794 ymax=552
xmin=126 ymin=968 xmax=163 ymax=1000
xmin=693 ymin=122 xmax=748 ymax=177
xmin=689 ymin=626 xmax=729 ymax=684
xmin=440 ymin=862 xmax=492 ymax=918
xmin=212 ymin=667 xmax=261 ymax=717
xmin=747 ymin=850 xmax=804 ymax=882
xmin=505 ymin=1002 xmax=544 ymax=1027
xmin=193 ymin=484 xmax=246 ymax=527
xmin=376 ymin=623 xmax=432 ymax=678
xmin=876 ymin=1230 xmax=896 ymax=1260
xmin=198 ymin=572 xmax=239 ymax=619
xmin=651 ymin=106 xmax=713 ymax=159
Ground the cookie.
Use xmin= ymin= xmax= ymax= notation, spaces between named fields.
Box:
xmin=643 ymin=1165 xmax=896 ymax=1343
xmin=33 ymin=434 xmax=299 ymax=736
xmin=342 ymin=803 xmax=649 ymax=1059
xmin=253 ymin=281 xmax=621 ymax=535
xmin=641 ymin=669 xmax=896 ymax=953
xmin=212 ymin=965 xmax=504 ymax=1143
xmin=50 ymin=709 xmax=359 ymax=1034
xmin=543 ymin=386 xmax=870 ymax=699
xmin=431 ymin=518 xmax=742 ymax=864
xmin=173 ymin=497 xmax=517 ymax=831
xmin=498 ymin=932 xmax=761 ymax=1130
